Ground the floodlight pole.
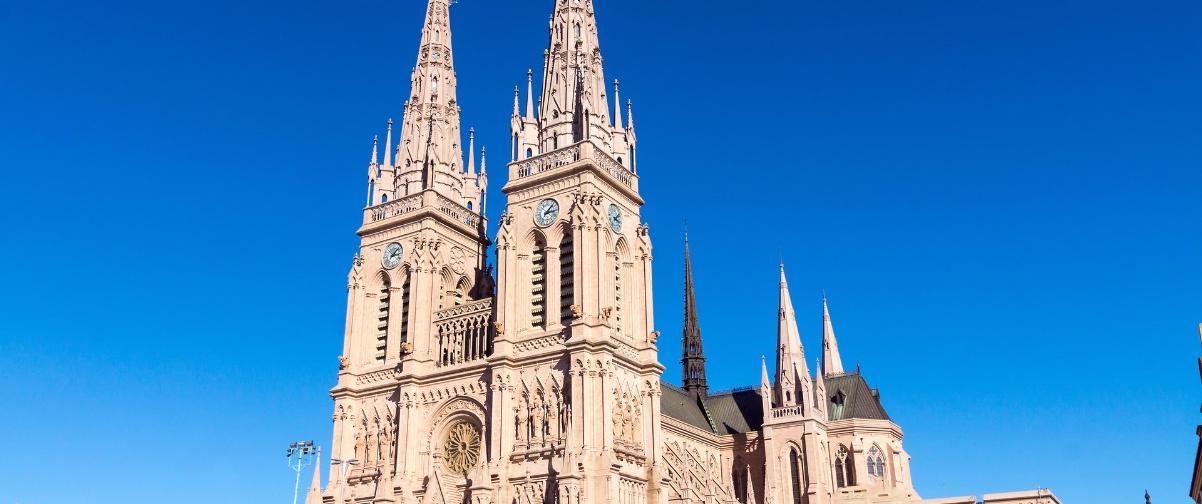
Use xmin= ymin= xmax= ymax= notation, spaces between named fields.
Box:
xmin=331 ymin=458 xmax=358 ymax=504
xmin=287 ymin=441 xmax=317 ymax=504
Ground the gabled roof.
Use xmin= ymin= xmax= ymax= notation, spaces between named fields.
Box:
xmin=661 ymin=372 xmax=893 ymax=433
xmin=660 ymin=383 xmax=764 ymax=434
xmin=825 ymin=372 xmax=890 ymax=421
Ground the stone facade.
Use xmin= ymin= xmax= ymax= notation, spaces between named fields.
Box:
xmin=310 ymin=2 xmax=1063 ymax=504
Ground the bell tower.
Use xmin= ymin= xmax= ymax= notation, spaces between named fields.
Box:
xmin=326 ymin=1 xmax=490 ymax=502
xmin=488 ymin=1 xmax=662 ymax=503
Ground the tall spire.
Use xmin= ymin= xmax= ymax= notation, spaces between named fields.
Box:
xmin=822 ymin=294 xmax=845 ymax=376
xmin=370 ymin=135 xmax=379 ymax=165
xmin=681 ymin=230 xmax=708 ymax=397
xmin=775 ymin=264 xmax=810 ymax=408
xmin=384 ymin=0 xmax=478 ymax=209
xmin=537 ymin=0 xmax=615 ymax=153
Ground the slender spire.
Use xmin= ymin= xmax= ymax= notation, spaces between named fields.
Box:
xmin=536 ymin=0 xmax=614 ymax=152
xmin=304 ymin=447 xmax=322 ymax=504
xmin=390 ymin=0 xmax=470 ymax=201
xmin=814 ymin=358 xmax=827 ymax=415
xmin=822 ymin=294 xmax=845 ymax=376
xmin=760 ymin=356 xmax=771 ymax=388
xmin=612 ymin=80 xmax=622 ymax=128
xmin=479 ymin=147 xmax=488 ymax=214
xmin=525 ymin=69 xmax=535 ymax=119
xmin=513 ymin=86 xmax=521 ymax=116
xmin=775 ymin=264 xmax=810 ymax=407
xmin=466 ymin=127 xmax=476 ymax=175
xmin=371 ymin=135 xmax=379 ymax=165
xmin=681 ymin=230 xmax=708 ymax=397
xmin=626 ymin=99 xmax=635 ymax=130
xmin=383 ymin=118 xmax=394 ymax=168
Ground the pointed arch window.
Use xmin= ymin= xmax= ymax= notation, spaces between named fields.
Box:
xmin=835 ymin=445 xmax=855 ymax=488
xmin=789 ymin=448 xmax=804 ymax=504
xmin=867 ymin=446 xmax=886 ymax=478
xmin=574 ymin=22 xmax=582 ymax=39
xmin=531 ymin=236 xmax=548 ymax=328
xmin=559 ymin=230 xmax=575 ymax=325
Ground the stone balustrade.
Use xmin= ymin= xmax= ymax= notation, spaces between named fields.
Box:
xmin=364 ymin=190 xmax=482 ymax=230
xmin=770 ymin=405 xmax=804 ymax=419
xmin=508 ymin=141 xmax=638 ymax=192
xmin=434 ymin=298 xmax=494 ymax=368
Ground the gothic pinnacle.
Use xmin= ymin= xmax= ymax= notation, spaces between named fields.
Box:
xmin=613 ymin=79 xmax=622 ymax=128
xmin=467 ymin=127 xmax=476 ymax=175
xmin=525 ymin=69 xmax=535 ymax=119
xmin=822 ymin=295 xmax=845 ymax=376
xmin=384 ymin=118 xmax=394 ymax=168
xmin=371 ymin=135 xmax=379 ymax=165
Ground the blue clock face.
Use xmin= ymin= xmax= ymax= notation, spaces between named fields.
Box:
xmin=608 ymin=204 xmax=622 ymax=232
xmin=534 ymin=199 xmax=559 ymax=228
xmin=382 ymin=243 xmax=403 ymax=270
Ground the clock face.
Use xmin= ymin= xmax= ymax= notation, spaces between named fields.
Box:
xmin=534 ymin=199 xmax=560 ymax=228
xmin=608 ymin=204 xmax=622 ymax=232
xmin=382 ymin=243 xmax=403 ymax=270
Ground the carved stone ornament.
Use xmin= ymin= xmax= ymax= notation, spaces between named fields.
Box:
xmin=339 ymin=355 xmax=350 ymax=370
xmin=649 ymin=331 xmax=660 ymax=345
xmin=399 ymin=342 xmax=415 ymax=355
xmin=570 ymin=304 xmax=584 ymax=319
xmin=493 ymin=321 xmax=506 ymax=337
xmin=443 ymin=421 xmax=481 ymax=474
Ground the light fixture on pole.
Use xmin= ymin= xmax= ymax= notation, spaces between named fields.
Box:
xmin=286 ymin=441 xmax=317 ymax=504
xmin=331 ymin=457 xmax=359 ymax=504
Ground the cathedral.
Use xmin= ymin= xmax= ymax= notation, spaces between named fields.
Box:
xmin=310 ymin=2 xmax=1060 ymax=504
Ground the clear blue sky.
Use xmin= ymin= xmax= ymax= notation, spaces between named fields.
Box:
xmin=1 ymin=0 xmax=1199 ymax=502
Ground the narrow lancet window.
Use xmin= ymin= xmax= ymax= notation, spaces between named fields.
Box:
xmin=531 ymin=237 xmax=547 ymax=328
xmin=559 ymin=231 xmax=575 ymax=325
xmin=790 ymin=449 xmax=804 ymax=504
xmin=376 ymin=278 xmax=391 ymax=363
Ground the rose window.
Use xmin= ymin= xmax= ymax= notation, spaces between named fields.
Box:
xmin=443 ymin=421 xmax=481 ymax=473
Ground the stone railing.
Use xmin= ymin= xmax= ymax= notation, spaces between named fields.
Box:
xmin=771 ymin=405 xmax=804 ymax=419
xmin=509 ymin=141 xmax=637 ymax=192
xmin=434 ymin=298 xmax=493 ymax=368
xmin=435 ymin=193 xmax=482 ymax=229
xmin=368 ymin=192 xmax=424 ymax=222
xmin=513 ymin=144 xmax=581 ymax=179
xmin=364 ymin=190 xmax=482 ymax=230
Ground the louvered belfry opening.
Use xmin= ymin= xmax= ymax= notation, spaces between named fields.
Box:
xmin=531 ymin=238 xmax=548 ymax=328
xmin=559 ymin=232 xmax=575 ymax=325
xmin=376 ymin=278 xmax=391 ymax=363
xmin=399 ymin=272 xmax=411 ymax=345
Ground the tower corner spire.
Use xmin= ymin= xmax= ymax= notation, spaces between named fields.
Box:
xmin=682 ymin=231 xmax=708 ymax=398
xmin=822 ymin=295 xmax=845 ymax=376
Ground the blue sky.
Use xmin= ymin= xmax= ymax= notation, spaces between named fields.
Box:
xmin=0 ymin=0 xmax=1199 ymax=502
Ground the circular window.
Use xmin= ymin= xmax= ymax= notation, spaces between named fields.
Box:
xmin=443 ymin=421 xmax=481 ymax=473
